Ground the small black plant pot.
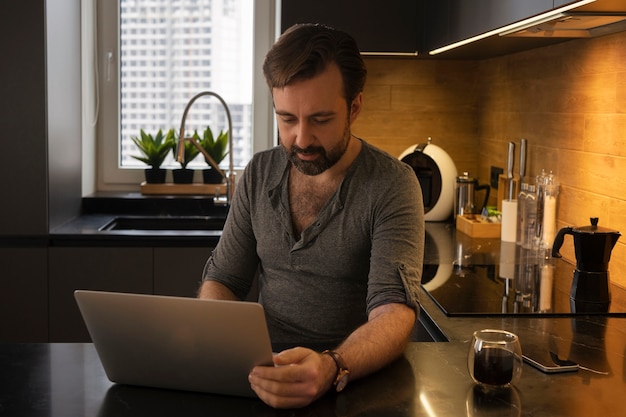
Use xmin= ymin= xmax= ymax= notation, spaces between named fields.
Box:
xmin=172 ymin=168 xmax=194 ymax=184
xmin=202 ymin=168 xmax=224 ymax=184
xmin=144 ymin=168 xmax=167 ymax=184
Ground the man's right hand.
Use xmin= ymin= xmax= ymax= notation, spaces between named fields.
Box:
xmin=248 ymin=347 xmax=337 ymax=409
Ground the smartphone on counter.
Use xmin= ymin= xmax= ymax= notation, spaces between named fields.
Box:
xmin=522 ymin=350 xmax=579 ymax=373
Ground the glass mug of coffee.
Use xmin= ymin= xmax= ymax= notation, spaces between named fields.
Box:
xmin=468 ymin=329 xmax=523 ymax=388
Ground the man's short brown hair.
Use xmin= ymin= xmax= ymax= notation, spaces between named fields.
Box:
xmin=263 ymin=23 xmax=367 ymax=105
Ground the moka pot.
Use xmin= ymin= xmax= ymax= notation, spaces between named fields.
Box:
xmin=552 ymin=217 xmax=620 ymax=307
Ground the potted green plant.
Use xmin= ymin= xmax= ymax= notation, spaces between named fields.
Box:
xmin=171 ymin=131 xmax=200 ymax=184
xmin=197 ymin=126 xmax=229 ymax=184
xmin=130 ymin=128 xmax=175 ymax=183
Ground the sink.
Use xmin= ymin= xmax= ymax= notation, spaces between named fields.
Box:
xmin=99 ymin=216 xmax=226 ymax=233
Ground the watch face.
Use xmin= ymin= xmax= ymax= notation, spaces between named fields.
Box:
xmin=336 ymin=371 xmax=349 ymax=392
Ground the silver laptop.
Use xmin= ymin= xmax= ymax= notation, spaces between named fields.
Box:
xmin=74 ymin=290 xmax=274 ymax=397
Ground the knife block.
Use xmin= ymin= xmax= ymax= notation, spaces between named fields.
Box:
xmin=497 ymin=174 xmax=519 ymax=211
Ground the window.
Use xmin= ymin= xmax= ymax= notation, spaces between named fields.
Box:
xmin=93 ymin=0 xmax=277 ymax=190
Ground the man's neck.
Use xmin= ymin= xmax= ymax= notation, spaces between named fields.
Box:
xmin=288 ymin=137 xmax=362 ymax=238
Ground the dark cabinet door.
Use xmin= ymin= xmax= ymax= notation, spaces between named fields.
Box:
xmin=425 ymin=0 xmax=554 ymax=51
xmin=1 ymin=1 xmax=48 ymax=237
xmin=450 ymin=0 xmax=553 ymax=40
xmin=153 ymin=247 xmax=213 ymax=297
xmin=281 ymin=0 xmax=423 ymax=54
xmin=48 ymin=247 xmax=153 ymax=342
xmin=424 ymin=0 xmax=452 ymax=53
xmin=0 ymin=248 xmax=48 ymax=342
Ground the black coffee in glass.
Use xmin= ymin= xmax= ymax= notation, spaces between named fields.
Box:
xmin=468 ymin=329 xmax=522 ymax=388
xmin=473 ymin=346 xmax=515 ymax=385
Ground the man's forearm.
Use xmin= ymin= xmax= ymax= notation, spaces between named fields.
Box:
xmin=334 ymin=303 xmax=416 ymax=381
xmin=197 ymin=280 xmax=240 ymax=301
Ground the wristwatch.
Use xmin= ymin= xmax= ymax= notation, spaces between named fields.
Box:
xmin=322 ymin=350 xmax=350 ymax=392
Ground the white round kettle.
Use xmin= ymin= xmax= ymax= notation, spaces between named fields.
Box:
xmin=399 ymin=138 xmax=457 ymax=222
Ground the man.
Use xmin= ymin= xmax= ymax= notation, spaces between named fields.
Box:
xmin=198 ymin=23 xmax=424 ymax=408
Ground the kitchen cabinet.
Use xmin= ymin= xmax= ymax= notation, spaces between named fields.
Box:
xmin=281 ymin=0 xmax=423 ymax=54
xmin=423 ymin=1 xmax=451 ymax=54
xmin=451 ymin=0 xmax=553 ymax=42
xmin=554 ymin=0 xmax=576 ymax=6
xmin=155 ymin=247 xmax=263 ymax=301
xmin=48 ymin=247 xmax=153 ymax=342
xmin=153 ymin=247 xmax=213 ymax=297
xmin=425 ymin=0 xmax=554 ymax=52
xmin=0 ymin=248 xmax=48 ymax=342
xmin=1 ymin=0 xmax=82 ymax=236
xmin=2 ymin=1 xmax=48 ymax=237
xmin=48 ymin=245 xmax=216 ymax=342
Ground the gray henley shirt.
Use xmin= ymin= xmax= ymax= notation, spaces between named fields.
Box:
xmin=202 ymin=140 xmax=424 ymax=346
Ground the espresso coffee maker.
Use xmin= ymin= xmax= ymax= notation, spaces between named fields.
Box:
xmin=552 ymin=217 xmax=621 ymax=311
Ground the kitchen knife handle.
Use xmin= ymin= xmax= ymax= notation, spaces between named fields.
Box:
xmin=507 ymin=142 xmax=515 ymax=179
xmin=519 ymin=138 xmax=527 ymax=178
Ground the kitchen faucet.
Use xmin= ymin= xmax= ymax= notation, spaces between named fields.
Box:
xmin=176 ymin=91 xmax=235 ymax=205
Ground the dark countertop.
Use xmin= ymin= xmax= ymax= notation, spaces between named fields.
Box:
xmin=48 ymin=193 xmax=228 ymax=247
xmin=421 ymin=222 xmax=626 ymax=315
xmin=49 ymin=213 xmax=224 ymax=246
xmin=416 ymin=260 xmax=626 ymax=416
xmin=419 ymin=287 xmax=626 ymax=378
xmin=410 ymin=223 xmax=626 ymax=416
xmin=2 ymin=341 xmax=625 ymax=417
xmin=3 ymin=219 xmax=626 ymax=415
xmin=419 ymin=222 xmax=626 ymax=374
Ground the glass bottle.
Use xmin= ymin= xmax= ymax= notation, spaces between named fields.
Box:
xmin=534 ymin=170 xmax=547 ymax=247
xmin=522 ymin=184 xmax=537 ymax=250
xmin=538 ymin=252 xmax=555 ymax=313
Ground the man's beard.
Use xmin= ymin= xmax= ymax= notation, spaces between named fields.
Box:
xmin=284 ymin=123 xmax=351 ymax=176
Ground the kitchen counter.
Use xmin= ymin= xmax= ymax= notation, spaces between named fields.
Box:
xmin=418 ymin=222 xmax=626 ymax=374
xmin=3 ymin=220 xmax=626 ymax=415
xmin=49 ymin=193 xmax=228 ymax=247
xmin=410 ymin=223 xmax=626 ymax=416
xmin=421 ymin=222 xmax=626 ymax=315
xmin=2 ymin=341 xmax=625 ymax=417
xmin=415 ymin=267 xmax=626 ymax=416
xmin=49 ymin=213 xmax=224 ymax=246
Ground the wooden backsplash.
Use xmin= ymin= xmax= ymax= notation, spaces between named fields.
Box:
xmin=354 ymin=31 xmax=626 ymax=289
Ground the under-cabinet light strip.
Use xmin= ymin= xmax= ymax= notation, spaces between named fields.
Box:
xmin=498 ymin=13 xmax=568 ymax=36
xmin=428 ymin=0 xmax=596 ymax=55
xmin=360 ymin=51 xmax=419 ymax=57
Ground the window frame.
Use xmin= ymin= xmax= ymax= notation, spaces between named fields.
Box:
xmin=92 ymin=0 xmax=278 ymax=191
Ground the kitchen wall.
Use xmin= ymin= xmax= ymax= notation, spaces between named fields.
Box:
xmin=354 ymin=31 xmax=626 ymax=289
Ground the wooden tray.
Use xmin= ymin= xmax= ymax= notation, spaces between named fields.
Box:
xmin=140 ymin=182 xmax=227 ymax=196
xmin=456 ymin=215 xmax=501 ymax=238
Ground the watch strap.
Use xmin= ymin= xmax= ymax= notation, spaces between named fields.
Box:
xmin=322 ymin=350 xmax=350 ymax=392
